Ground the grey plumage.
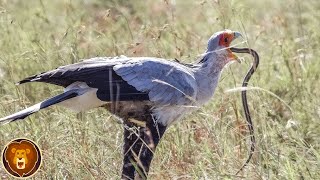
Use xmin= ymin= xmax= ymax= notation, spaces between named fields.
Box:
xmin=0 ymin=30 xmax=243 ymax=179
xmin=114 ymin=58 xmax=197 ymax=106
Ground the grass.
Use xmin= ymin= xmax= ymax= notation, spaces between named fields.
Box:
xmin=0 ymin=0 xmax=319 ymax=179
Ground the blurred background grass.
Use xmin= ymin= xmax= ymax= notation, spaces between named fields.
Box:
xmin=0 ymin=0 xmax=319 ymax=179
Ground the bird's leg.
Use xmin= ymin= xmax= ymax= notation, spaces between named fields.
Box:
xmin=121 ymin=115 xmax=166 ymax=180
xmin=122 ymin=123 xmax=141 ymax=179
xmin=136 ymin=119 xmax=166 ymax=178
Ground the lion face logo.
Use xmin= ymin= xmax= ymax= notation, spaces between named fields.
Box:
xmin=12 ymin=147 xmax=30 ymax=169
xmin=2 ymin=138 xmax=42 ymax=178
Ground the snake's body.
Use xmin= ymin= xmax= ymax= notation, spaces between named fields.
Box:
xmin=230 ymin=47 xmax=260 ymax=174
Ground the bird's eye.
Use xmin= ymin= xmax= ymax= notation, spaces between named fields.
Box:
xmin=224 ymin=37 xmax=229 ymax=43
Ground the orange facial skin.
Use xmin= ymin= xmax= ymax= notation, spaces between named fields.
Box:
xmin=218 ymin=32 xmax=238 ymax=61
xmin=218 ymin=32 xmax=235 ymax=47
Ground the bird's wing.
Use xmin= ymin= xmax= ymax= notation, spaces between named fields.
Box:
xmin=17 ymin=56 xmax=150 ymax=101
xmin=113 ymin=58 xmax=197 ymax=106
xmin=18 ymin=56 xmax=129 ymax=87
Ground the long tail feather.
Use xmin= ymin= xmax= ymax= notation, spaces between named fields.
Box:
xmin=0 ymin=90 xmax=78 ymax=124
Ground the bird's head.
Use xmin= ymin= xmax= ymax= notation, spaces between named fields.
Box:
xmin=206 ymin=29 xmax=242 ymax=63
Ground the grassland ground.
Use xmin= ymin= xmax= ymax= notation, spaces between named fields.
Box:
xmin=0 ymin=0 xmax=319 ymax=179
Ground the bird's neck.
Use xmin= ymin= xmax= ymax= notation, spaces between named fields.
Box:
xmin=195 ymin=51 xmax=227 ymax=74
xmin=193 ymin=51 xmax=227 ymax=105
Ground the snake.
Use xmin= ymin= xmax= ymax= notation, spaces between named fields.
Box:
xmin=230 ymin=47 xmax=260 ymax=174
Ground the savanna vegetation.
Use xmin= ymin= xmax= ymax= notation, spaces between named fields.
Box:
xmin=0 ymin=0 xmax=319 ymax=179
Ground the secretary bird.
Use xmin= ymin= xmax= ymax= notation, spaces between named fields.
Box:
xmin=1 ymin=30 xmax=242 ymax=179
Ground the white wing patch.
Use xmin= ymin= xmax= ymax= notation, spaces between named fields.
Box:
xmin=58 ymin=82 xmax=106 ymax=112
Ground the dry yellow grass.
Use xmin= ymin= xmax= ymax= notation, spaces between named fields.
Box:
xmin=0 ymin=0 xmax=319 ymax=179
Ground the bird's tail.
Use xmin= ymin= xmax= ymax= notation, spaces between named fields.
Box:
xmin=0 ymin=90 xmax=78 ymax=124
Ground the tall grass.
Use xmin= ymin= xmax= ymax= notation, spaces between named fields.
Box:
xmin=0 ymin=0 xmax=319 ymax=179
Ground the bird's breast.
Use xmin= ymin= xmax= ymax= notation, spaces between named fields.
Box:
xmin=194 ymin=71 xmax=221 ymax=105
xmin=152 ymin=105 xmax=200 ymax=126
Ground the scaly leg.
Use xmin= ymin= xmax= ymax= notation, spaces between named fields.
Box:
xmin=121 ymin=116 xmax=166 ymax=179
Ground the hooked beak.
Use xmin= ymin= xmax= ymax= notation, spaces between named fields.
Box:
xmin=228 ymin=31 xmax=243 ymax=63
xmin=233 ymin=31 xmax=243 ymax=39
